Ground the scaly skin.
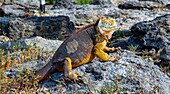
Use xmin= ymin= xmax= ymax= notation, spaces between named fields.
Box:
xmin=36 ymin=16 xmax=121 ymax=82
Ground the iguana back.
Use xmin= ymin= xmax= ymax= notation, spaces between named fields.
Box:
xmin=51 ymin=23 xmax=98 ymax=68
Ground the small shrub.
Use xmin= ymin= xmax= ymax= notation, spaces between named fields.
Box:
xmin=0 ymin=69 xmax=13 ymax=93
xmin=112 ymin=30 xmax=126 ymax=41
xmin=128 ymin=45 xmax=137 ymax=52
xmin=0 ymin=43 xmax=54 ymax=93
xmin=11 ymin=68 xmax=39 ymax=92
xmin=46 ymin=0 xmax=55 ymax=4
xmin=101 ymin=80 xmax=118 ymax=94
xmin=75 ymin=0 xmax=92 ymax=5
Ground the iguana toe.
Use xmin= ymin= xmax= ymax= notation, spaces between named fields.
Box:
xmin=116 ymin=47 xmax=121 ymax=50
xmin=109 ymin=56 xmax=121 ymax=62
xmin=64 ymin=72 xmax=84 ymax=83
xmin=69 ymin=72 xmax=79 ymax=80
xmin=109 ymin=47 xmax=121 ymax=52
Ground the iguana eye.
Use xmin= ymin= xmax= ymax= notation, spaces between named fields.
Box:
xmin=104 ymin=22 xmax=107 ymax=25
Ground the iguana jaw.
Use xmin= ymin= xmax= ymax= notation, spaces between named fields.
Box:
xmin=101 ymin=26 xmax=118 ymax=31
xmin=97 ymin=26 xmax=118 ymax=41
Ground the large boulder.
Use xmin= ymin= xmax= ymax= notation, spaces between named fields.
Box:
xmin=0 ymin=17 xmax=10 ymax=36
xmin=0 ymin=7 xmax=5 ymax=17
xmin=109 ymin=14 xmax=170 ymax=62
xmin=160 ymin=47 xmax=170 ymax=61
xmin=118 ymin=1 xmax=145 ymax=10
xmin=13 ymin=0 xmax=39 ymax=7
xmin=92 ymin=0 xmax=112 ymax=5
xmin=0 ymin=36 xmax=63 ymax=52
xmin=92 ymin=0 xmax=129 ymax=5
xmin=130 ymin=14 xmax=170 ymax=64
xmin=1 ymin=3 xmax=29 ymax=17
xmin=142 ymin=0 xmax=170 ymax=5
xmin=52 ymin=0 xmax=75 ymax=9
xmin=118 ymin=0 xmax=168 ymax=10
xmin=0 ymin=16 xmax=75 ymax=40
xmin=1 ymin=0 xmax=39 ymax=17
xmin=131 ymin=14 xmax=170 ymax=49
xmin=25 ymin=16 xmax=75 ymax=40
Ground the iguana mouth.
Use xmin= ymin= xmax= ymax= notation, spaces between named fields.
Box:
xmin=101 ymin=27 xmax=118 ymax=31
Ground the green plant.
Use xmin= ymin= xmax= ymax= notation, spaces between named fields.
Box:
xmin=0 ymin=69 xmax=13 ymax=93
xmin=0 ymin=49 xmax=5 ymax=69
xmin=142 ymin=49 xmax=149 ymax=54
xmin=160 ymin=63 xmax=170 ymax=73
xmin=2 ymin=68 xmax=40 ymax=93
xmin=0 ymin=43 xmax=54 ymax=93
xmin=101 ymin=80 xmax=118 ymax=94
xmin=152 ymin=86 xmax=160 ymax=93
xmin=141 ymin=49 xmax=151 ymax=59
xmin=75 ymin=0 xmax=92 ymax=5
xmin=46 ymin=0 xmax=55 ymax=4
xmin=111 ymin=30 xmax=126 ymax=41
xmin=12 ymin=42 xmax=22 ymax=51
xmin=128 ymin=45 xmax=137 ymax=52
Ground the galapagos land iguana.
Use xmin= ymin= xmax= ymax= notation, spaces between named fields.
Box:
xmin=36 ymin=16 xmax=121 ymax=82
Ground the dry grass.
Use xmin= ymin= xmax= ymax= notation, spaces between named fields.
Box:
xmin=0 ymin=43 xmax=54 ymax=93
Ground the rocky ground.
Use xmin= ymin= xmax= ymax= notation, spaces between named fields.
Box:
xmin=0 ymin=0 xmax=170 ymax=94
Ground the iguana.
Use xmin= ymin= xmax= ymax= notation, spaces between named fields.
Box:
xmin=36 ymin=16 xmax=121 ymax=82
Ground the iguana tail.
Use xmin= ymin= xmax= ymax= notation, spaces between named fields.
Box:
xmin=35 ymin=61 xmax=56 ymax=82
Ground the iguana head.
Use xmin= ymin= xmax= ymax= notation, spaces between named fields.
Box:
xmin=97 ymin=16 xmax=118 ymax=40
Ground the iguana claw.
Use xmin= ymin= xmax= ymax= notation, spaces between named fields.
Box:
xmin=64 ymin=72 xmax=84 ymax=83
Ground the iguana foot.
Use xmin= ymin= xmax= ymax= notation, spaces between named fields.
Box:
xmin=68 ymin=72 xmax=79 ymax=80
xmin=108 ymin=56 xmax=121 ymax=62
xmin=64 ymin=72 xmax=84 ymax=83
xmin=63 ymin=57 xmax=82 ymax=82
xmin=110 ymin=47 xmax=121 ymax=52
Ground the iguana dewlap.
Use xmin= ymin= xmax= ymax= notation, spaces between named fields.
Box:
xmin=36 ymin=16 xmax=121 ymax=82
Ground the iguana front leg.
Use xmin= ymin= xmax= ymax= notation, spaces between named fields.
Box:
xmin=63 ymin=57 xmax=79 ymax=80
xmin=94 ymin=47 xmax=121 ymax=62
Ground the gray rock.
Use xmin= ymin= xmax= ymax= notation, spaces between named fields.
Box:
xmin=0 ymin=16 xmax=75 ymax=40
xmin=1 ymin=0 xmax=39 ymax=17
xmin=4 ymin=34 xmax=169 ymax=93
xmin=160 ymin=48 xmax=170 ymax=60
xmin=0 ymin=7 xmax=5 ymax=17
xmin=13 ymin=0 xmax=39 ymax=7
xmin=131 ymin=14 xmax=170 ymax=48
xmin=128 ymin=14 xmax=170 ymax=66
xmin=0 ymin=36 xmax=10 ymax=43
xmin=118 ymin=1 xmax=167 ymax=10
xmin=142 ymin=0 xmax=170 ymax=5
xmin=0 ymin=17 xmax=10 ymax=36
xmin=167 ymin=4 xmax=170 ymax=9
xmin=25 ymin=16 xmax=75 ymax=40
xmin=1 ymin=3 xmax=31 ymax=17
xmin=118 ymin=1 xmax=145 ymax=10
xmin=0 ymin=36 xmax=63 ymax=52
xmin=8 ymin=18 xmax=34 ymax=39
xmin=92 ymin=0 xmax=112 ymax=5
xmin=52 ymin=0 xmax=75 ymax=9
xmin=45 ymin=4 xmax=168 ymax=31
xmin=8 ymin=50 xmax=170 ymax=93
